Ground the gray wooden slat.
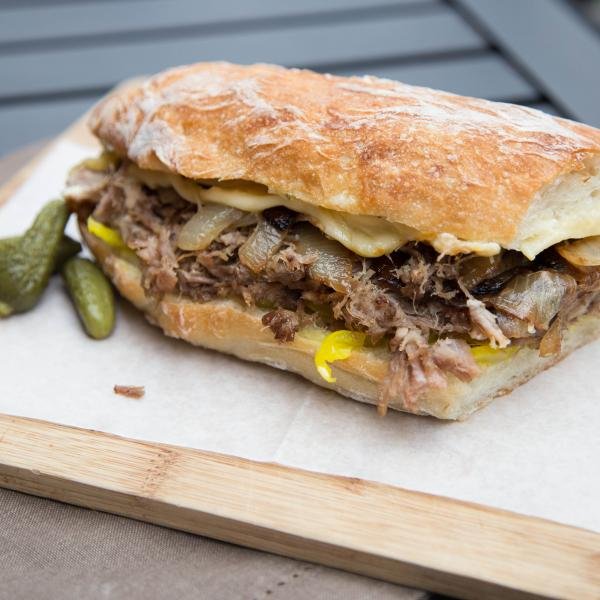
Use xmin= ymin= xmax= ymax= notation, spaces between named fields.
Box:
xmin=0 ymin=0 xmax=435 ymax=45
xmin=0 ymin=10 xmax=484 ymax=100
xmin=0 ymin=98 xmax=97 ymax=157
xmin=455 ymin=0 xmax=600 ymax=127
xmin=0 ymin=0 xmax=131 ymax=7
xmin=333 ymin=54 xmax=535 ymax=102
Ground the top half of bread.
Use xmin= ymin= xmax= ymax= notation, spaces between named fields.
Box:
xmin=89 ymin=62 xmax=600 ymax=258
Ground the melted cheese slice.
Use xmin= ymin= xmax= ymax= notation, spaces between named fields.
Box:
xmin=128 ymin=165 xmax=501 ymax=258
xmin=431 ymin=233 xmax=500 ymax=257
xmin=130 ymin=165 xmax=419 ymax=256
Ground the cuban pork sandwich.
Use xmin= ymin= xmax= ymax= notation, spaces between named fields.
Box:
xmin=65 ymin=62 xmax=600 ymax=419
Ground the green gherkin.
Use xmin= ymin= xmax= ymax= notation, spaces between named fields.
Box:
xmin=61 ymin=257 xmax=115 ymax=340
xmin=0 ymin=235 xmax=81 ymax=274
xmin=0 ymin=200 xmax=69 ymax=315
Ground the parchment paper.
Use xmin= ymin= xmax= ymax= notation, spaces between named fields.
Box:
xmin=1 ymin=139 xmax=599 ymax=532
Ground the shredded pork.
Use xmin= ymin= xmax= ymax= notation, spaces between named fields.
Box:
xmin=262 ymin=308 xmax=300 ymax=342
xmin=67 ymin=162 xmax=600 ymax=412
xmin=466 ymin=298 xmax=511 ymax=348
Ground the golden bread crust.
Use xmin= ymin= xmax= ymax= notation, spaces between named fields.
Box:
xmin=89 ymin=62 xmax=600 ymax=247
xmin=83 ymin=226 xmax=600 ymax=420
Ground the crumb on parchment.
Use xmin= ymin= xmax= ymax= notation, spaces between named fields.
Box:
xmin=113 ymin=384 xmax=145 ymax=399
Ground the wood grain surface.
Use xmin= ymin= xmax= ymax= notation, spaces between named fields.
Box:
xmin=0 ymin=116 xmax=599 ymax=600
xmin=0 ymin=414 xmax=599 ymax=600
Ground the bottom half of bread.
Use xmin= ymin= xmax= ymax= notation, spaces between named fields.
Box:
xmin=83 ymin=227 xmax=600 ymax=420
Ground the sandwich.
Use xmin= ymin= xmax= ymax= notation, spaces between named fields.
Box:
xmin=64 ymin=62 xmax=600 ymax=420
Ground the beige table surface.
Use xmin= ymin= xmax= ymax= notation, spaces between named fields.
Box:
xmin=0 ymin=144 xmax=430 ymax=600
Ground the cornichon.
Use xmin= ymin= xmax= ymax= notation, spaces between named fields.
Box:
xmin=55 ymin=236 xmax=82 ymax=271
xmin=62 ymin=257 xmax=115 ymax=339
xmin=0 ymin=235 xmax=81 ymax=273
xmin=0 ymin=200 xmax=69 ymax=316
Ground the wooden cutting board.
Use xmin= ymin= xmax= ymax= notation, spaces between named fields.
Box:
xmin=0 ymin=119 xmax=598 ymax=600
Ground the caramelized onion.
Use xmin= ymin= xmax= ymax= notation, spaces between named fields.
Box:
xmin=235 ymin=212 xmax=260 ymax=228
xmin=263 ymin=206 xmax=296 ymax=231
xmin=238 ymin=218 xmax=285 ymax=272
xmin=177 ymin=204 xmax=243 ymax=251
xmin=539 ymin=316 xmax=562 ymax=357
xmin=487 ymin=271 xmax=576 ymax=330
xmin=495 ymin=312 xmax=532 ymax=338
xmin=293 ymin=224 xmax=354 ymax=292
xmin=460 ymin=251 xmax=527 ymax=291
xmin=557 ymin=236 xmax=600 ymax=268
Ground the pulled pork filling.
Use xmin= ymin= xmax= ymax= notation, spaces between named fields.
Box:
xmin=67 ymin=162 xmax=600 ymax=412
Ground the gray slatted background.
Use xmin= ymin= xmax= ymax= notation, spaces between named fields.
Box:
xmin=2 ymin=0 xmax=593 ymax=156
